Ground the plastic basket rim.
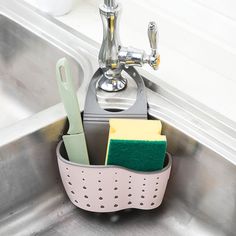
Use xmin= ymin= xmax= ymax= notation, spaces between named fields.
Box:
xmin=56 ymin=140 xmax=172 ymax=175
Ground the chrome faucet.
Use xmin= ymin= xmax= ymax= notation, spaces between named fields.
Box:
xmin=98 ymin=0 xmax=160 ymax=92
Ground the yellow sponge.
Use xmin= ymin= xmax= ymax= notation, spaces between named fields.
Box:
xmin=105 ymin=119 xmax=167 ymax=171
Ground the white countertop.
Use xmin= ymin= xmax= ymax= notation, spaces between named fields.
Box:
xmin=24 ymin=0 xmax=236 ymax=122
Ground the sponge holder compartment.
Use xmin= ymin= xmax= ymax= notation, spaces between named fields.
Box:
xmin=57 ymin=66 xmax=171 ymax=212
xmin=57 ymin=141 xmax=172 ymax=213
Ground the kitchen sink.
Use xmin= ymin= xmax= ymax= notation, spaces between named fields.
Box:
xmin=0 ymin=1 xmax=235 ymax=236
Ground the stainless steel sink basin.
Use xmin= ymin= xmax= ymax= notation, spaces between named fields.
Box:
xmin=0 ymin=1 xmax=235 ymax=236
xmin=0 ymin=15 xmax=85 ymax=129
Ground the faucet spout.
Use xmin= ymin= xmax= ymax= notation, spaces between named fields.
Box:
xmin=104 ymin=0 xmax=117 ymax=8
xmin=98 ymin=0 xmax=160 ymax=92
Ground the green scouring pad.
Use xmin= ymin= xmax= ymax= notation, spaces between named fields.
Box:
xmin=105 ymin=119 xmax=167 ymax=172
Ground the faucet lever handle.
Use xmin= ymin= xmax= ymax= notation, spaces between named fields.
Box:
xmin=148 ymin=21 xmax=158 ymax=52
xmin=147 ymin=21 xmax=160 ymax=70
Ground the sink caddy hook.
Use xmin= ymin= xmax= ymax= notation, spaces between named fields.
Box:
xmin=56 ymin=0 xmax=172 ymax=213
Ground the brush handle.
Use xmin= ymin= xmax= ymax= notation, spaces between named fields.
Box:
xmin=56 ymin=58 xmax=83 ymax=135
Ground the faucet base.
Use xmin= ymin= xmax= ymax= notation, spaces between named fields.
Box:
xmin=98 ymin=74 xmax=127 ymax=92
